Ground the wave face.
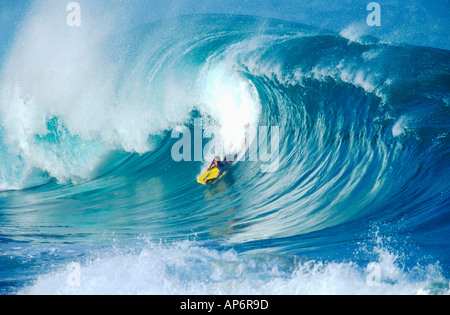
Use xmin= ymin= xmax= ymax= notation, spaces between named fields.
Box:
xmin=0 ymin=5 xmax=449 ymax=294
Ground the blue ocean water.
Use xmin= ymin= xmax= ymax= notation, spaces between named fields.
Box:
xmin=0 ymin=1 xmax=449 ymax=294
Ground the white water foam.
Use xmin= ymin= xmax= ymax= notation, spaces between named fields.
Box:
xmin=392 ymin=115 xmax=410 ymax=137
xmin=19 ymin=240 xmax=449 ymax=295
xmin=198 ymin=63 xmax=261 ymax=161
xmin=340 ymin=23 xmax=367 ymax=44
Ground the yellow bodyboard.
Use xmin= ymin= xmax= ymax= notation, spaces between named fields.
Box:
xmin=197 ymin=167 xmax=227 ymax=185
